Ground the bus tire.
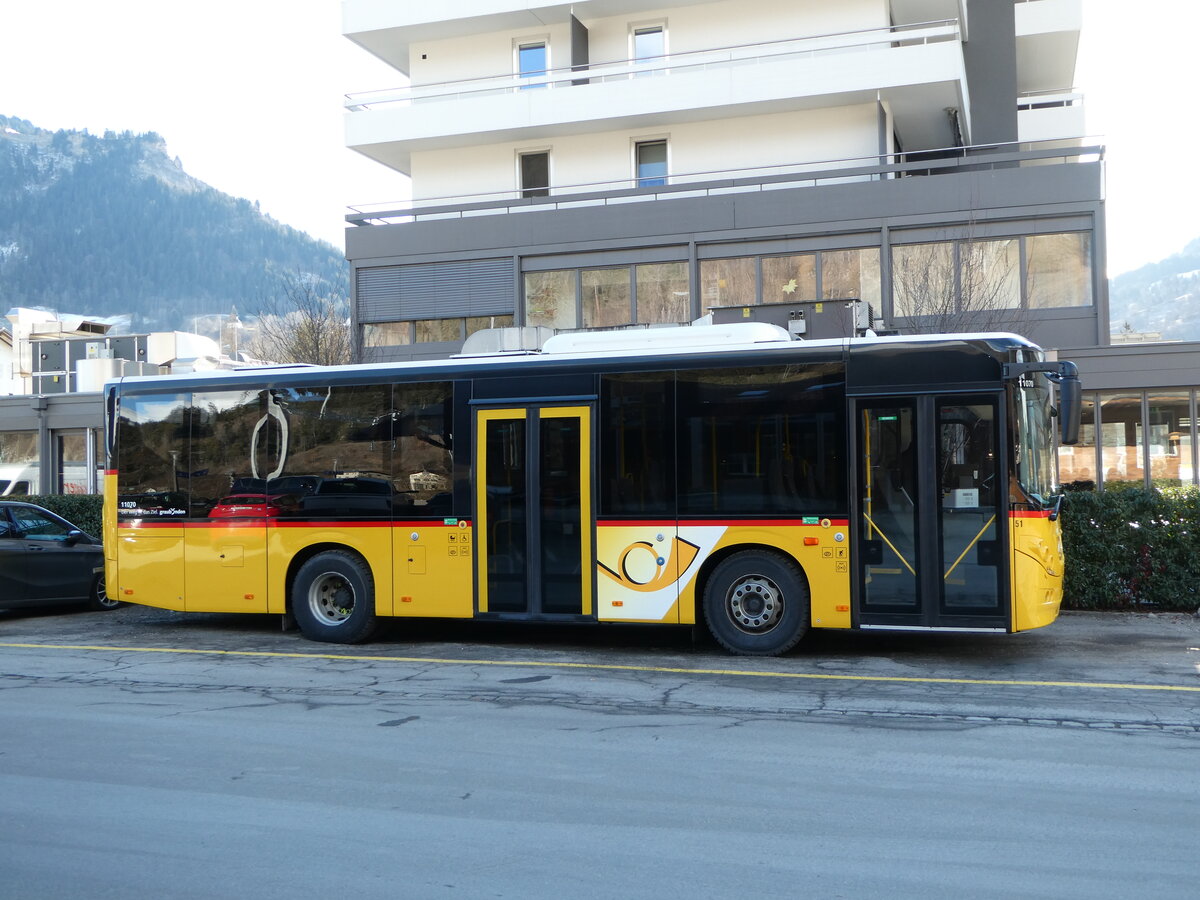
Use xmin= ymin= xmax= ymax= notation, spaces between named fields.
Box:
xmin=702 ymin=550 xmax=809 ymax=656
xmin=292 ymin=551 xmax=378 ymax=644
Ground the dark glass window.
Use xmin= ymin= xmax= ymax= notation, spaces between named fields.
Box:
xmin=636 ymin=140 xmax=667 ymax=186
xmin=116 ymin=393 xmax=190 ymax=520
xmin=677 ymin=364 xmax=846 ymax=515
xmin=187 ymin=390 xmax=273 ymax=519
xmin=269 ymin=384 xmax=393 ymax=519
xmin=520 ymin=151 xmax=549 ymax=198
xmin=599 ymin=373 xmax=674 ymax=517
xmin=392 ymin=383 xmax=454 ymax=517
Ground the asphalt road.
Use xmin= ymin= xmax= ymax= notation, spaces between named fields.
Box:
xmin=2 ymin=605 xmax=1199 ymax=899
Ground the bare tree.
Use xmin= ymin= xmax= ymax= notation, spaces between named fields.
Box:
xmin=247 ymin=274 xmax=351 ymax=366
xmin=892 ymin=237 xmax=1031 ymax=336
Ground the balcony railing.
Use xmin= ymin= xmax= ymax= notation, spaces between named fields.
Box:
xmin=1017 ymin=88 xmax=1082 ymax=110
xmin=344 ymin=19 xmax=961 ymax=111
xmin=346 ymin=140 xmax=1103 ymax=227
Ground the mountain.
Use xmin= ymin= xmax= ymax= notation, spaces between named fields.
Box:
xmin=1108 ymin=238 xmax=1200 ymax=341
xmin=0 ymin=116 xmax=346 ymax=333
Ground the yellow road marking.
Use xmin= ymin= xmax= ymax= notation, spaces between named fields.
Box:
xmin=2 ymin=641 xmax=1199 ymax=693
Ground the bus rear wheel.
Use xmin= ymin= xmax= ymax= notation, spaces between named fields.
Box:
xmin=292 ymin=551 xmax=378 ymax=644
xmin=702 ymin=550 xmax=809 ymax=656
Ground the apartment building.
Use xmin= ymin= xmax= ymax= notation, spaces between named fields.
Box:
xmin=341 ymin=0 xmax=1199 ymax=489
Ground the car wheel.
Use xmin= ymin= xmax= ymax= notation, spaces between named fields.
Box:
xmin=291 ymin=550 xmax=378 ymax=643
xmin=702 ymin=550 xmax=809 ymax=656
xmin=89 ymin=573 xmax=120 ymax=611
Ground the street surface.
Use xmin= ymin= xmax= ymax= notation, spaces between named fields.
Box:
xmin=2 ymin=605 xmax=1199 ymax=899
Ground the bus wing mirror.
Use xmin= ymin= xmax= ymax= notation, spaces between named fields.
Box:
xmin=1048 ymin=361 xmax=1081 ymax=446
xmin=1057 ymin=374 xmax=1081 ymax=446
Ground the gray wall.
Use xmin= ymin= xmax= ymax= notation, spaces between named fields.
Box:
xmin=347 ymin=159 xmax=1108 ymax=357
xmin=962 ymin=0 xmax=1019 ymax=145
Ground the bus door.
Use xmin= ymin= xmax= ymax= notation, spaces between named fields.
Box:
xmin=474 ymin=405 xmax=594 ymax=619
xmin=853 ymin=394 xmax=1006 ymax=630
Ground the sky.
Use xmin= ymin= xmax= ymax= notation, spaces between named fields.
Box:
xmin=0 ymin=0 xmax=1195 ymax=276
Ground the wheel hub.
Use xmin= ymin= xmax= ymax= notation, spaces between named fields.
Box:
xmin=310 ymin=573 xmax=355 ymax=625
xmin=727 ymin=574 xmax=783 ymax=634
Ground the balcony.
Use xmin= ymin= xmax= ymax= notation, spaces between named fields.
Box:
xmin=1015 ymin=0 xmax=1081 ymax=93
xmin=345 ymin=20 xmax=968 ymax=175
xmin=1017 ymin=89 xmax=1085 ymax=143
xmin=343 ymin=1 xmax=965 ymax=73
xmin=345 ymin=139 xmax=1104 ymax=227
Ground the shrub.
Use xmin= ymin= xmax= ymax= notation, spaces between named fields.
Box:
xmin=1059 ymin=486 xmax=1200 ymax=611
xmin=20 ymin=494 xmax=104 ymax=539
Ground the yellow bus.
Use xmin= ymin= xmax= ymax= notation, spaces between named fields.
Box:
xmin=103 ymin=325 xmax=1080 ymax=655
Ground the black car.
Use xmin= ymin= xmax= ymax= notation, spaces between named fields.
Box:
xmin=0 ymin=501 xmax=115 ymax=611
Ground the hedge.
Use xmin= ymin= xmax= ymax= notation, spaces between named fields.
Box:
xmin=19 ymin=494 xmax=104 ymax=539
xmin=1059 ymin=486 xmax=1200 ymax=611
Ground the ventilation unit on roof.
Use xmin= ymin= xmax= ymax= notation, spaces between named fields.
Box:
xmin=708 ymin=299 xmax=875 ymax=339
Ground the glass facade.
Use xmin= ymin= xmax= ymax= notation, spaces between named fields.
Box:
xmin=582 ymin=268 xmax=632 ymax=328
xmin=1057 ymin=390 xmax=1200 ymax=491
xmin=761 ymin=255 xmax=817 ymax=304
xmin=0 ymin=431 xmax=38 ymax=496
xmin=1026 ymin=233 xmax=1092 ymax=309
xmin=635 ymin=262 xmax=689 ymax=323
xmin=525 ymin=270 xmax=577 ymax=329
xmin=893 ymin=232 xmax=1088 ymax=318
xmin=700 ymin=258 xmax=757 ymax=308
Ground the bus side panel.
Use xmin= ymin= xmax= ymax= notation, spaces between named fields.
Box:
xmin=183 ymin=524 xmax=268 ymax=613
xmin=675 ymin=523 xmax=852 ymax=630
xmin=1010 ymin=511 xmax=1064 ymax=631
xmin=103 ymin=471 xmax=118 ymax=591
xmin=595 ymin=523 xmax=685 ymax=624
xmin=116 ymin=526 xmax=186 ymax=611
xmin=391 ymin=521 xmax=474 ymax=618
xmin=267 ymin=523 xmax=394 ymax=616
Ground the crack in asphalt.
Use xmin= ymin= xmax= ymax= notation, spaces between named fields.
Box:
xmin=2 ymin=670 xmax=1198 ymax=736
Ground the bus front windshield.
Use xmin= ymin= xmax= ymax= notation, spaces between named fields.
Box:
xmin=1013 ymin=374 xmax=1056 ymax=506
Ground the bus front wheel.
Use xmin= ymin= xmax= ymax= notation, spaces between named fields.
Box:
xmin=702 ymin=551 xmax=809 ymax=656
xmin=292 ymin=551 xmax=378 ymax=644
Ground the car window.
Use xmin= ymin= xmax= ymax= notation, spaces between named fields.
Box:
xmin=10 ymin=507 xmax=73 ymax=542
xmin=0 ymin=512 xmax=14 ymax=540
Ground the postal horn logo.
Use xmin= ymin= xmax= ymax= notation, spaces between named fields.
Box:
xmin=598 ymin=536 xmax=701 ymax=592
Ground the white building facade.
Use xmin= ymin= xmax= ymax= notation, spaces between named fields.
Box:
xmin=342 ymin=0 xmax=1102 ymax=356
xmin=340 ymin=2 xmax=1200 ymax=490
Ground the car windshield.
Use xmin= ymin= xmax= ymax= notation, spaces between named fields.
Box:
xmin=1012 ymin=373 xmax=1056 ymax=506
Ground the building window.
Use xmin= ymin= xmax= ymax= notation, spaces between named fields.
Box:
xmin=1057 ymin=394 xmax=1097 ymax=489
xmin=519 ymin=151 xmax=550 ymax=199
xmin=1026 ymin=232 xmax=1093 ymax=308
xmin=632 ymin=24 xmax=665 ymax=68
xmin=762 ymin=255 xmax=817 ymax=304
xmin=892 ymin=242 xmax=956 ymax=318
xmin=1147 ymin=392 xmax=1193 ymax=487
xmin=821 ymin=248 xmax=881 ymax=304
xmin=517 ymin=41 xmax=548 ymax=89
xmin=635 ymin=140 xmax=668 ymax=187
xmin=362 ymin=322 xmax=413 ymax=348
xmin=524 ymin=270 xmax=578 ymax=329
xmin=0 ymin=431 xmax=38 ymax=496
xmin=635 ymin=263 xmax=690 ymax=323
xmin=960 ymin=240 xmax=1020 ymax=310
xmin=465 ymin=315 xmax=514 ymax=337
xmin=1099 ymin=392 xmax=1145 ymax=486
xmin=414 ymin=319 xmax=464 ymax=343
xmin=582 ymin=268 xmax=632 ymax=328
xmin=700 ymin=257 xmax=758 ymax=308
